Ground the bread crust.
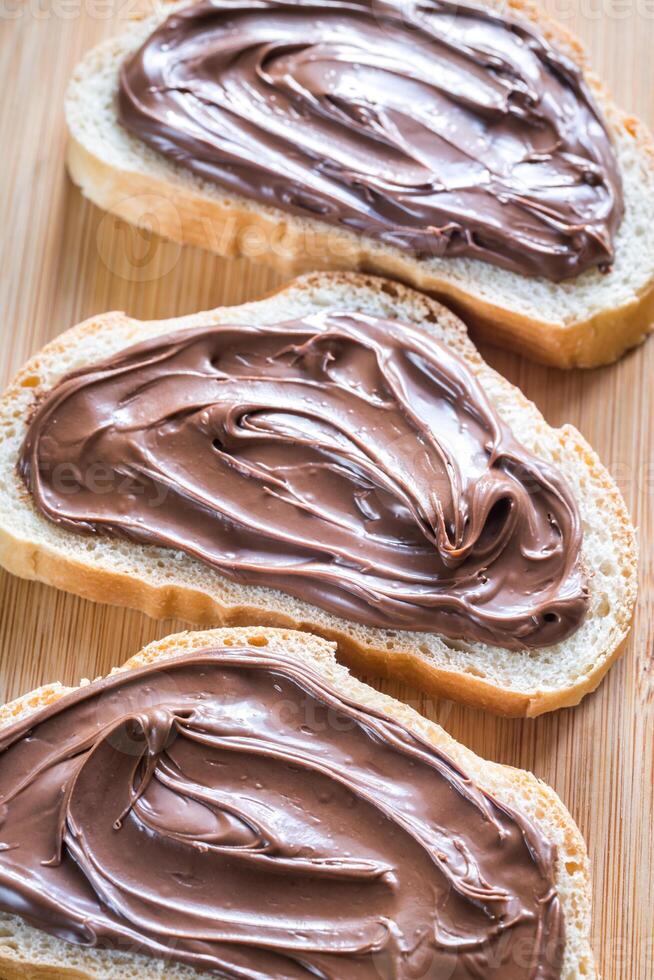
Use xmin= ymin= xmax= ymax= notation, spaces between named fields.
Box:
xmin=0 ymin=626 xmax=597 ymax=978
xmin=64 ymin=0 xmax=654 ymax=368
xmin=0 ymin=272 xmax=638 ymax=717
xmin=0 ymin=527 xmax=635 ymax=718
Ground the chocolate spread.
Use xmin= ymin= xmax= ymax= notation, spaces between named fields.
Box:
xmin=19 ymin=311 xmax=588 ymax=648
xmin=118 ymin=0 xmax=623 ymax=281
xmin=0 ymin=646 xmax=565 ymax=977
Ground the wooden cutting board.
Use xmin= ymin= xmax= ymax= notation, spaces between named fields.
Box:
xmin=0 ymin=3 xmax=652 ymax=977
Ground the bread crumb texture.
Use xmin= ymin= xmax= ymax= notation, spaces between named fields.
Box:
xmin=0 ymin=273 xmax=637 ymax=716
xmin=0 ymin=626 xmax=596 ymax=977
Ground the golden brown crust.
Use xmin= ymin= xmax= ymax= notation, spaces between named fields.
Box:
xmin=66 ymin=132 xmax=654 ymax=370
xmin=64 ymin=0 xmax=654 ymax=368
xmin=0 ymin=627 xmax=597 ymax=977
xmin=0 ymin=521 xmax=633 ymax=718
xmin=0 ymin=272 xmax=638 ymax=718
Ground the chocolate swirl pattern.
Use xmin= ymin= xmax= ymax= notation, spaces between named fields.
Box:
xmin=0 ymin=648 xmax=565 ymax=977
xmin=19 ymin=312 xmax=588 ymax=648
xmin=118 ymin=0 xmax=623 ymax=281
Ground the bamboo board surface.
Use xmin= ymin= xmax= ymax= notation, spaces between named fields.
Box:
xmin=0 ymin=2 xmax=653 ymax=976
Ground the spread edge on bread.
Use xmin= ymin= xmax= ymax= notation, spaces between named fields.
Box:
xmin=0 ymin=630 xmax=570 ymax=978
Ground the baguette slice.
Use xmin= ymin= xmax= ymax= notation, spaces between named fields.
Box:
xmin=0 ymin=272 xmax=637 ymax=716
xmin=65 ymin=0 xmax=654 ymax=369
xmin=0 ymin=625 xmax=596 ymax=978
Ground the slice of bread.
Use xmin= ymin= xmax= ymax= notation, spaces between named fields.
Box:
xmin=0 ymin=272 xmax=637 ymax=716
xmin=64 ymin=0 xmax=654 ymax=369
xmin=0 ymin=625 xmax=596 ymax=978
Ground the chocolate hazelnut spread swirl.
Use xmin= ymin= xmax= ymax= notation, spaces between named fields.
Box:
xmin=0 ymin=647 xmax=565 ymax=977
xmin=19 ymin=312 xmax=588 ymax=648
xmin=118 ymin=0 xmax=623 ymax=281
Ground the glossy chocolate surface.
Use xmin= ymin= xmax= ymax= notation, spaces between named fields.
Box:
xmin=0 ymin=647 xmax=565 ymax=976
xmin=119 ymin=0 xmax=623 ymax=280
xmin=19 ymin=312 xmax=588 ymax=648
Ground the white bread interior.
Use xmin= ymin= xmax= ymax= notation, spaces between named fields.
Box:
xmin=64 ymin=0 xmax=654 ymax=369
xmin=0 ymin=272 xmax=637 ymax=717
xmin=0 ymin=625 xmax=597 ymax=978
